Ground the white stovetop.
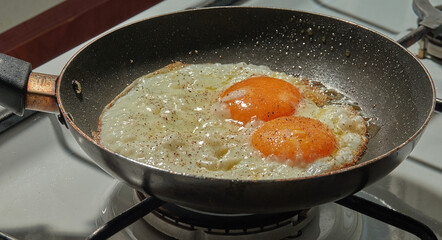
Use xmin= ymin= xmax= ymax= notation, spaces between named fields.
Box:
xmin=0 ymin=0 xmax=441 ymax=238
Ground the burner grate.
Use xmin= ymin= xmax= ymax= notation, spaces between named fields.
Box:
xmin=135 ymin=192 xmax=314 ymax=239
xmin=136 ymin=191 xmax=311 ymax=240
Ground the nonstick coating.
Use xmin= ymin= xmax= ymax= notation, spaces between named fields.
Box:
xmin=57 ymin=7 xmax=434 ymax=213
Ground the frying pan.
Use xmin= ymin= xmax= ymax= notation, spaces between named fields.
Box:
xmin=0 ymin=7 xmax=438 ymax=214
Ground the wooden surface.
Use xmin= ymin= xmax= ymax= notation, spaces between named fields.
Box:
xmin=0 ymin=0 xmax=162 ymax=68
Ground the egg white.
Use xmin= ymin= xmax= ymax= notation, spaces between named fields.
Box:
xmin=98 ymin=62 xmax=367 ymax=180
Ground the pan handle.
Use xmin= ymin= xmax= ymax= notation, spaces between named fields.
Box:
xmin=0 ymin=53 xmax=59 ymax=116
xmin=0 ymin=53 xmax=31 ymax=116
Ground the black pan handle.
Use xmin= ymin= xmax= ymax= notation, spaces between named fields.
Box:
xmin=0 ymin=54 xmax=59 ymax=115
xmin=0 ymin=53 xmax=32 ymax=116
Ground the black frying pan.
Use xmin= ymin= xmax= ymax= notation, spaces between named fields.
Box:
xmin=0 ymin=7 xmax=437 ymax=215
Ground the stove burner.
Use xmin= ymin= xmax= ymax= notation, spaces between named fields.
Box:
xmin=418 ymin=30 xmax=442 ymax=59
xmin=136 ymin=191 xmax=310 ymax=240
xmin=417 ymin=5 xmax=442 ymax=59
xmin=97 ymin=183 xmax=364 ymax=240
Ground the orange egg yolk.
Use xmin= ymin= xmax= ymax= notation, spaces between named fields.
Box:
xmin=251 ymin=116 xmax=337 ymax=166
xmin=219 ymin=76 xmax=302 ymax=123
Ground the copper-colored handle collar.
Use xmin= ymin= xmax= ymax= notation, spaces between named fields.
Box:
xmin=26 ymin=72 xmax=58 ymax=113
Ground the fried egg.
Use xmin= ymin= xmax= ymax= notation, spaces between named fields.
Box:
xmin=97 ymin=62 xmax=367 ymax=180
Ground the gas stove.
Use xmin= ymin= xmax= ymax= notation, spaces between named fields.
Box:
xmin=0 ymin=0 xmax=441 ymax=239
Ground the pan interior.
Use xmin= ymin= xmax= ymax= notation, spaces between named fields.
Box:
xmin=59 ymin=7 xmax=434 ymax=166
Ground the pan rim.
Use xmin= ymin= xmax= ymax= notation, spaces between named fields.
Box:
xmin=56 ymin=6 xmax=436 ymax=184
